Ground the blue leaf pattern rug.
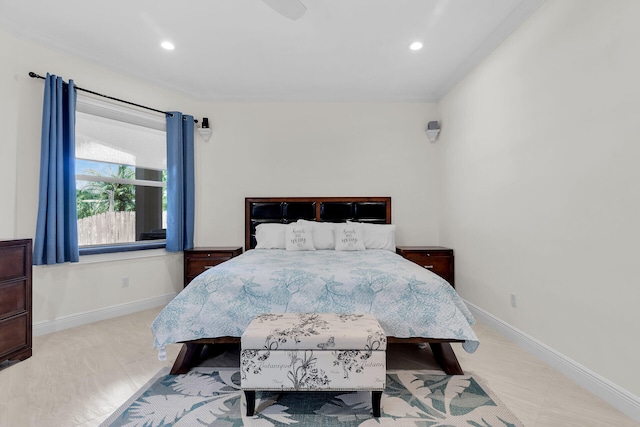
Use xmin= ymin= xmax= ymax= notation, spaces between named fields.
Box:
xmin=101 ymin=368 xmax=523 ymax=426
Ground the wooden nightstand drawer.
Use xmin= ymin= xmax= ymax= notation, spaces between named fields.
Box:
xmin=184 ymin=247 xmax=243 ymax=287
xmin=396 ymin=246 xmax=454 ymax=288
xmin=403 ymin=253 xmax=451 ymax=273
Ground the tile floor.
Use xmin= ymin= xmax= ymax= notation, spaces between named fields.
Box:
xmin=0 ymin=307 xmax=637 ymax=426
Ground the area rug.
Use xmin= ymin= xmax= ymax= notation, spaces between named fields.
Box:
xmin=101 ymin=367 xmax=523 ymax=426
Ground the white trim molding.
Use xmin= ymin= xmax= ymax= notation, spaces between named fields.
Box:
xmin=465 ymin=300 xmax=640 ymax=423
xmin=33 ymin=293 xmax=176 ymax=337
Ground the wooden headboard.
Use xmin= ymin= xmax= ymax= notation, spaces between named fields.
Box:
xmin=245 ymin=197 xmax=391 ymax=250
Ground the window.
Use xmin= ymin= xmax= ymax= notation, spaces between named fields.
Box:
xmin=75 ymin=96 xmax=167 ymax=254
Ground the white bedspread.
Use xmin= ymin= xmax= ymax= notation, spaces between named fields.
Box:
xmin=152 ymin=249 xmax=479 ymax=357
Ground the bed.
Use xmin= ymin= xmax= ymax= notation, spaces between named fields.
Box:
xmin=152 ymin=197 xmax=478 ymax=375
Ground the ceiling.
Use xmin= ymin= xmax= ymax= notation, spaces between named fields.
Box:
xmin=0 ymin=0 xmax=544 ymax=102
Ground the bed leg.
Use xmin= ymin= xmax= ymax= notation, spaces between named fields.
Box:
xmin=429 ymin=342 xmax=463 ymax=375
xmin=170 ymin=343 xmax=204 ymax=375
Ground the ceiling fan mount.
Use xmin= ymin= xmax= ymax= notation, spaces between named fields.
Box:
xmin=262 ymin=0 xmax=307 ymax=21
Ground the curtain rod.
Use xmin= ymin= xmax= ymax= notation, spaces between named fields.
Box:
xmin=29 ymin=72 xmax=198 ymax=123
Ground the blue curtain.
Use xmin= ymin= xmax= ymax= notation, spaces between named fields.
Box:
xmin=166 ymin=112 xmax=195 ymax=252
xmin=33 ymin=74 xmax=79 ymax=265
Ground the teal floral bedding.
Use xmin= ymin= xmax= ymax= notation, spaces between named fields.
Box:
xmin=151 ymin=249 xmax=479 ymax=359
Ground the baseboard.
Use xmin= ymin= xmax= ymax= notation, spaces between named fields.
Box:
xmin=465 ymin=300 xmax=640 ymax=423
xmin=32 ymin=293 xmax=177 ymax=337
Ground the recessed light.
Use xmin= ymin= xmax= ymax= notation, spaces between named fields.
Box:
xmin=161 ymin=41 xmax=175 ymax=50
xmin=409 ymin=41 xmax=423 ymax=51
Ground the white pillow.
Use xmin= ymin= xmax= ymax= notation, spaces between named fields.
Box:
xmin=255 ymin=223 xmax=286 ymax=249
xmin=285 ymin=223 xmax=316 ymax=251
xmin=334 ymin=223 xmax=366 ymax=251
xmin=349 ymin=221 xmax=396 ymax=251
xmin=297 ymin=219 xmax=335 ymax=250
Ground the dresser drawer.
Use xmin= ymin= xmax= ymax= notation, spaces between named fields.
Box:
xmin=0 ymin=245 xmax=28 ymax=282
xmin=0 ymin=280 xmax=27 ymax=320
xmin=0 ymin=314 xmax=29 ymax=358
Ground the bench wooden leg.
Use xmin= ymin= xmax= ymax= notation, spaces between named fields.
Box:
xmin=244 ymin=390 xmax=256 ymax=416
xmin=372 ymin=390 xmax=382 ymax=417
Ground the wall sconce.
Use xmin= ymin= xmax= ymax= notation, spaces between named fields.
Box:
xmin=198 ymin=117 xmax=212 ymax=142
xmin=426 ymin=121 xmax=440 ymax=143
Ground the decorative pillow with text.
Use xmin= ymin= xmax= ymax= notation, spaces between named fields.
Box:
xmin=334 ymin=223 xmax=366 ymax=251
xmin=285 ymin=223 xmax=316 ymax=251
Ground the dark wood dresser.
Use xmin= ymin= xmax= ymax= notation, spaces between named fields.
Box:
xmin=184 ymin=246 xmax=243 ymax=287
xmin=396 ymin=246 xmax=455 ymax=288
xmin=0 ymin=239 xmax=32 ymax=364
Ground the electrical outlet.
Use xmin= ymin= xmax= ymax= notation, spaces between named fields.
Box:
xmin=510 ymin=293 xmax=517 ymax=308
xmin=122 ymin=277 xmax=130 ymax=288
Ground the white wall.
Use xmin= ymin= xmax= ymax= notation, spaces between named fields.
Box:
xmin=193 ymin=102 xmax=441 ymax=247
xmin=0 ymin=31 xmax=19 ymax=239
xmin=439 ymin=0 xmax=640 ymax=397
xmin=2 ymin=28 xmax=440 ymax=326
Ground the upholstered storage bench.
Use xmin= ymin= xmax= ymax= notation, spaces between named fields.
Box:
xmin=241 ymin=312 xmax=387 ymax=417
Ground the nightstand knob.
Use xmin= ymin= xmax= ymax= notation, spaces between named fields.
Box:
xmin=423 ymin=265 xmax=434 ymax=269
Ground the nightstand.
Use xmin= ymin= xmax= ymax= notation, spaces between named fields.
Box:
xmin=184 ymin=246 xmax=243 ymax=287
xmin=396 ymin=246 xmax=455 ymax=288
